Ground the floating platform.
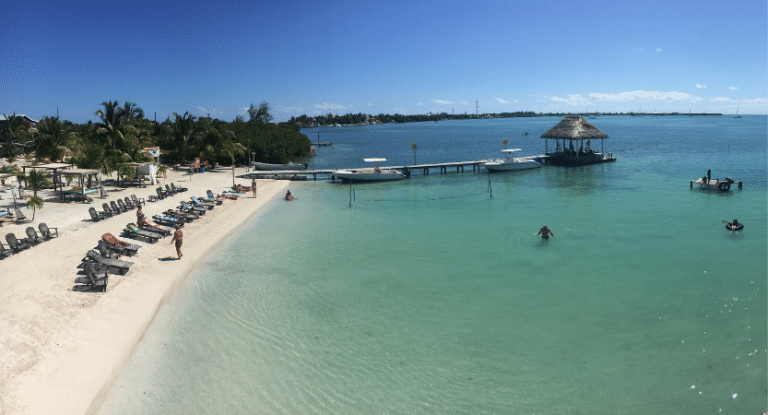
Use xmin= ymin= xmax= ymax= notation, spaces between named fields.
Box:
xmin=542 ymin=151 xmax=616 ymax=166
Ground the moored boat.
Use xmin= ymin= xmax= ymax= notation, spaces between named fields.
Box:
xmin=333 ymin=158 xmax=406 ymax=182
xmin=483 ymin=149 xmax=542 ymax=172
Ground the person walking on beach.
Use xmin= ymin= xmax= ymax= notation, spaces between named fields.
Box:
xmin=251 ymin=178 xmax=257 ymax=198
xmin=136 ymin=204 xmax=145 ymax=222
xmin=170 ymin=224 xmax=183 ymax=260
xmin=537 ymin=225 xmax=555 ymax=239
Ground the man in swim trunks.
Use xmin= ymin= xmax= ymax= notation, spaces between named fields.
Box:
xmin=171 ymin=224 xmax=183 ymax=259
xmin=537 ymin=225 xmax=555 ymax=239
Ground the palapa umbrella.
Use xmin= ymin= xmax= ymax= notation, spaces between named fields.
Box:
xmin=541 ymin=115 xmax=609 ymax=154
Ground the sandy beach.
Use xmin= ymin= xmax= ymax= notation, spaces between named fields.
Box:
xmin=0 ymin=166 xmax=289 ymax=415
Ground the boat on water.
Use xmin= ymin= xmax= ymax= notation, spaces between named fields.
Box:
xmin=734 ymin=107 xmax=742 ymax=118
xmin=252 ymin=161 xmax=308 ymax=171
xmin=690 ymin=177 xmax=742 ymax=192
xmin=483 ymin=149 xmax=542 ymax=172
xmin=333 ymin=158 xmax=406 ymax=182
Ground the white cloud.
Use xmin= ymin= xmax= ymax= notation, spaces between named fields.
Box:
xmin=495 ymin=98 xmax=509 ymax=104
xmin=656 ymin=48 xmax=662 ymax=52
xmin=551 ymin=94 xmax=591 ymax=106
xmin=238 ymin=106 xmax=249 ymax=114
xmin=696 ymin=84 xmax=707 ymax=89
xmin=729 ymin=86 xmax=738 ymax=90
xmin=459 ymin=101 xmax=469 ymax=105
xmin=588 ymin=90 xmax=702 ymax=102
xmin=431 ymin=99 xmax=453 ymax=105
xmin=196 ymin=106 xmax=207 ymax=112
xmin=313 ymin=102 xmax=346 ymax=111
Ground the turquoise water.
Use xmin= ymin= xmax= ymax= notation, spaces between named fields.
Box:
xmin=99 ymin=116 xmax=766 ymax=414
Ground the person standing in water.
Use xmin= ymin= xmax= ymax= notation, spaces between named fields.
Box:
xmin=537 ymin=225 xmax=555 ymax=239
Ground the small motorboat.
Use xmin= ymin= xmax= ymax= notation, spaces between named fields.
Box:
xmin=690 ymin=177 xmax=742 ymax=192
xmin=483 ymin=149 xmax=542 ymax=172
xmin=252 ymin=161 xmax=307 ymax=171
xmin=333 ymin=158 xmax=406 ymax=182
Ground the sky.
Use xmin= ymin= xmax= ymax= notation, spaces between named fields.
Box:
xmin=1 ymin=0 xmax=765 ymax=123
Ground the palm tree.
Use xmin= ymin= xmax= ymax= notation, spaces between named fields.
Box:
xmin=34 ymin=116 xmax=73 ymax=162
xmin=122 ymin=101 xmax=144 ymax=120
xmin=24 ymin=169 xmax=52 ymax=221
xmin=94 ymin=100 xmax=126 ymax=150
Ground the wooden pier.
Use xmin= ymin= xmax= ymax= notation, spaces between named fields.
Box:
xmin=238 ymin=158 xmax=524 ymax=181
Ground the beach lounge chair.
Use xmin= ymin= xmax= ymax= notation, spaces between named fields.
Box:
xmin=171 ymin=183 xmax=187 ymax=192
xmin=101 ymin=233 xmax=140 ymax=257
xmin=14 ymin=209 xmax=27 ymax=224
xmin=152 ymin=215 xmax=183 ymax=227
xmin=0 ymin=241 xmax=14 ymax=258
xmin=131 ymin=194 xmax=145 ymax=206
xmin=5 ymin=233 xmax=31 ymax=252
xmin=83 ymin=249 xmax=134 ymax=275
xmin=179 ymin=201 xmax=207 ymax=215
xmin=102 ymin=203 xmax=115 ymax=217
xmin=38 ymin=223 xmax=58 ymax=240
xmin=108 ymin=201 xmax=122 ymax=214
xmin=190 ymin=196 xmax=215 ymax=209
xmin=123 ymin=197 xmax=135 ymax=210
xmin=198 ymin=193 xmax=223 ymax=205
xmin=123 ymin=223 xmax=162 ymax=243
xmin=89 ymin=207 xmax=107 ymax=222
xmin=209 ymin=189 xmax=236 ymax=200
xmin=25 ymin=227 xmax=44 ymax=245
xmin=163 ymin=209 xmax=196 ymax=222
xmin=165 ymin=184 xmax=177 ymax=196
xmin=73 ymin=261 xmax=109 ymax=292
xmin=155 ymin=187 xmax=168 ymax=200
xmin=96 ymin=239 xmax=122 ymax=258
xmin=117 ymin=198 xmax=131 ymax=212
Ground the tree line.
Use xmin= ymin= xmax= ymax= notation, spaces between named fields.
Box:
xmin=0 ymin=101 xmax=312 ymax=178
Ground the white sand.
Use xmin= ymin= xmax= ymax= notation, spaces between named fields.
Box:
xmin=0 ymin=167 xmax=289 ymax=415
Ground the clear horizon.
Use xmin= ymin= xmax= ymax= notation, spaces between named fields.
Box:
xmin=1 ymin=0 xmax=765 ymax=123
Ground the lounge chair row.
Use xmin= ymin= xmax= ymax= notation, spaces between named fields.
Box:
xmin=2 ymin=223 xmax=59 ymax=257
xmin=89 ymin=195 xmax=145 ymax=222
xmin=149 ymin=183 xmax=187 ymax=202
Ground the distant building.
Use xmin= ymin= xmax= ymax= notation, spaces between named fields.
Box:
xmin=0 ymin=114 xmax=38 ymax=129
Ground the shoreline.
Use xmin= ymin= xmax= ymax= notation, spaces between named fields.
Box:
xmin=0 ymin=167 xmax=289 ymax=415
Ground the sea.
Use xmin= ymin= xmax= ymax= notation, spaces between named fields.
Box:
xmin=98 ymin=115 xmax=767 ymax=415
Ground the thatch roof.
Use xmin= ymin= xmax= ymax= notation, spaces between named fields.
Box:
xmin=540 ymin=115 xmax=609 ymax=140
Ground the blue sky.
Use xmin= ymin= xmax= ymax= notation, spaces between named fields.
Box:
xmin=1 ymin=0 xmax=765 ymax=123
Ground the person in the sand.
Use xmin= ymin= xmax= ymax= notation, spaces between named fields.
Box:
xmin=136 ymin=204 xmax=145 ymax=222
xmin=170 ymin=224 xmax=183 ymax=260
xmin=537 ymin=225 xmax=555 ymax=239
xmin=251 ymin=178 xmax=257 ymax=198
xmin=285 ymin=190 xmax=295 ymax=201
xmin=138 ymin=215 xmax=169 ymax=234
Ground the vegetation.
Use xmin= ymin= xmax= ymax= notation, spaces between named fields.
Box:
xmin=287 ymin=111 xmax=723 ymax=127
xmin=25 ymin=169 xmax=52 ymax=220
xmin=1 ymin=100 xmax=311 ymax=181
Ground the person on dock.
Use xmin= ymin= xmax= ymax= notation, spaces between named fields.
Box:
xmin=171 ymin=224 xmax=183 ymax=260
xmin=285 ymin=190 xmax=295 ymax=201
xmin=251 ymin=179 xmax=257 ymax=198
xmin=537 ymin=225 xmax=555 ymax=239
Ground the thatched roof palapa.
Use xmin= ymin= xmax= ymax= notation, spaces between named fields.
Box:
xmin=540 ymin=115 xmax=609 ymax=140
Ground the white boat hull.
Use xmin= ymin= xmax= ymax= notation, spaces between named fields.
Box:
xmin=252 ymin=161 xmax=307 ymax=171
xmin=333 ymin=169 xmax=406 ymax=182
xmin=483 ymin=160 xmax=541 ymax=172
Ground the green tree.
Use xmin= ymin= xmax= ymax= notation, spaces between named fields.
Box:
xmin=34 ymin=116 xmax=73 ymax=162
xmin=247 ymin=101 xmax=273 ymax=124
xmin=24 ymin=169 xmax=52 ymax=221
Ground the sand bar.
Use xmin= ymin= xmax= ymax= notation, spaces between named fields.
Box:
xmin=0 ymin=166 xmax=289 ymax=415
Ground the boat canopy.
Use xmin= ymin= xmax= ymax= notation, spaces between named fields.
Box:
xmin=364 ymin=158 xmax=387 ymax=163
xmin=501 ymin=149 xmax=522 ymax=153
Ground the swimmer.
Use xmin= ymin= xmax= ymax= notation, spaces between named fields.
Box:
xmin=722 ymin=219 xmax=743 ymax=231
xmin=537 ymin=225 xmax=555 ymax=239
xmin=285 ymin=190 xmax=295 ymax=201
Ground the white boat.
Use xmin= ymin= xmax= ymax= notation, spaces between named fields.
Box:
xmin=691 ymin=177 xmax=741 ymax=192
xmin=483 ymin=149 xmax=542 ymax=172
xmin=333 ymin=158 xmax=406 ymax=182
xmin=251 ymin=161 xmax=307 ymax=171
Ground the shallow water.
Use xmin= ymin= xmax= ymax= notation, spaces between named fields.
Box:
xmin=99 ymin=116 xmax=766 ymax=414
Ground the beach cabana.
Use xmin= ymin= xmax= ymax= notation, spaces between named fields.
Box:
xmin=59 ymin=168 xmax=103 ymax=202
xmin=541 ymin=115 xmax=615 ymax=166
xmin=22 ymin=162 xmax=72 ymax=189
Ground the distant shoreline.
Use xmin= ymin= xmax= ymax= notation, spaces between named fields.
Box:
xmin=289 ymin=112 xmax=726 ymax=128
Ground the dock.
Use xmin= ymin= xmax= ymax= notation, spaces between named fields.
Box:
xmin=239 ymin=156 xmax=550 ymax=181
